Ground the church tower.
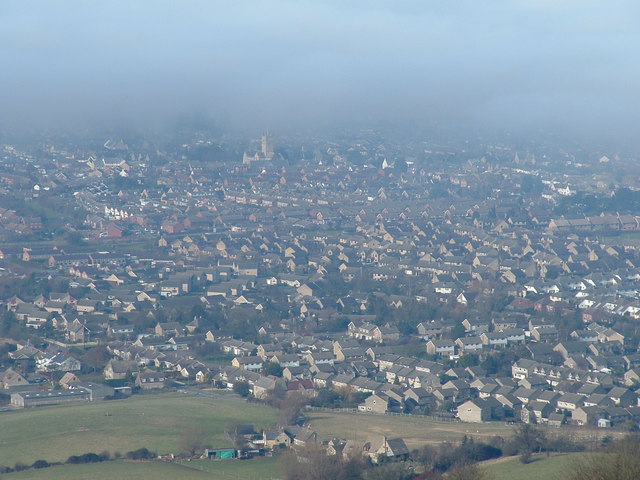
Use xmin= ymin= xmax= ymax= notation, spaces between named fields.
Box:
xmin=261 ymin=132 xmax=274 ymax=159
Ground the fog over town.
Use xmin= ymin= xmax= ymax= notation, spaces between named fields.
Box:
xmin=1 ymin=2 xmax=640 ymax=480
xmin=2 ymin=1 xmax=640 ymax=149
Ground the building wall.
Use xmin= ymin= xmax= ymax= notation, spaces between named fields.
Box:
xmin=11 ymin=391 xmax=90 ymax=408
xmin=457 ymin=402 xmax=488 ymax=422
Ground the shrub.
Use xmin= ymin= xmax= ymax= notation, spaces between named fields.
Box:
xmin=66 ymin=453 xmax=104 ymax=464
xmin=32 ymin=460 xmax=49 ymax=469
xmin=463 ymin=442 xmax=499 ymax=463
xmin=233 ymin=381 xmax=251 ymax=397
xmin=79 ymin=453 xmax=103 ymax=463
xmin=126 ymin=447 xmax=156 ymax=460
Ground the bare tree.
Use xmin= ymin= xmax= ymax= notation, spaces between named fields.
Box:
xmin=412 ymin=445 xmax=438 ymax=471
xmin=278 ymin=444 xmax=365 ymax=480
xmin=224 ymin=422 xmax=249 ymax=450
xmin=180 ymin=425 xmax=208 ymax=456
xmin=82 ymin=346 xmax=110 ymax=372
xmin=444 ymin=461 xmax=487 ymax=480
xmin=567 ymin=437 xmax=640 ymax=480
xmin=513 ymin=423 xmax=546 ymax=462
xmin=278 ymin=393 xmax=307 ymax=426
xmin=364 ymin=462 xmax=413 ymax=480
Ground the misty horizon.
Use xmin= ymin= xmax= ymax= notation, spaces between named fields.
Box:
xmin=1 ymin=1 xmax=639 ymax=150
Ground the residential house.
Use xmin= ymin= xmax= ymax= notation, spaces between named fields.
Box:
xmin=135 ymin=369 xmax=166 ymax=389
xmin=36 ymin=352 xmax=81 ymax=372
xmin=358 ymin=393 xmax=389 ymax=414
xmin=361 ymin=436 xmax=409 ymax=464
xmin=457 ymin=398 xmax=494 ymax=422
xmin=0 ymin=368 xmax=29 ymax=389
xmin=556 ymin=393 xmax=585 ymax=411
xmin=231 ymin=356 xmax=264 ymax=372
xmin=455 ymin=336 xmax=484 ymax=354
xmin=426 ymin=339 xmax=456 ymax=357
xmin=263 ymin=429 xmax=293 ymax=449
xmin=104 ymin=360 xmax=138 ymax=380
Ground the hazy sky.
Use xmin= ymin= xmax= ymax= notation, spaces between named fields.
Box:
xmin=1 ymin=1 xmax=639 ymax=147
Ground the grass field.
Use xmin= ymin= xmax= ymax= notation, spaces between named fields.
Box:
xmin=179 ymin=456 xmax=281 ymax=479
xmin=482 ymin=453 xmax=586 ymax=480
xmin=0 ymin=452 xmax=588 ymax=480
xmin=0 ymin=460 xmax=213 ymax=480
xmin=0 ymin=393 xmax=277 ymax=467
xmin=305 ymin=411 xmax=515 ymax=449
xmin=0 ymin=458 xmax=282 ymax=480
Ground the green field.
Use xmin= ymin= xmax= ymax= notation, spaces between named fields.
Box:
xmin=0 ymin=393 xmax=277 ymax=467
xmin=0 ymin=461 xmax=212 ymax=480
xmin=482 ymin=453 xmax=586 ymax=480
xmin=179 ymin=456 xmax=281 ymax=479
xmin=0 ymin=458 xmax=282 ymax=480
xmin=0 ymin=452 xmax=587 ymax=480
xmin=305 ymin=411 xmax=515 ymax=449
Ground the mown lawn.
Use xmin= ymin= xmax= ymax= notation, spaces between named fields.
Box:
xmin=0 ymin=393 xmax=277 ymax=467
